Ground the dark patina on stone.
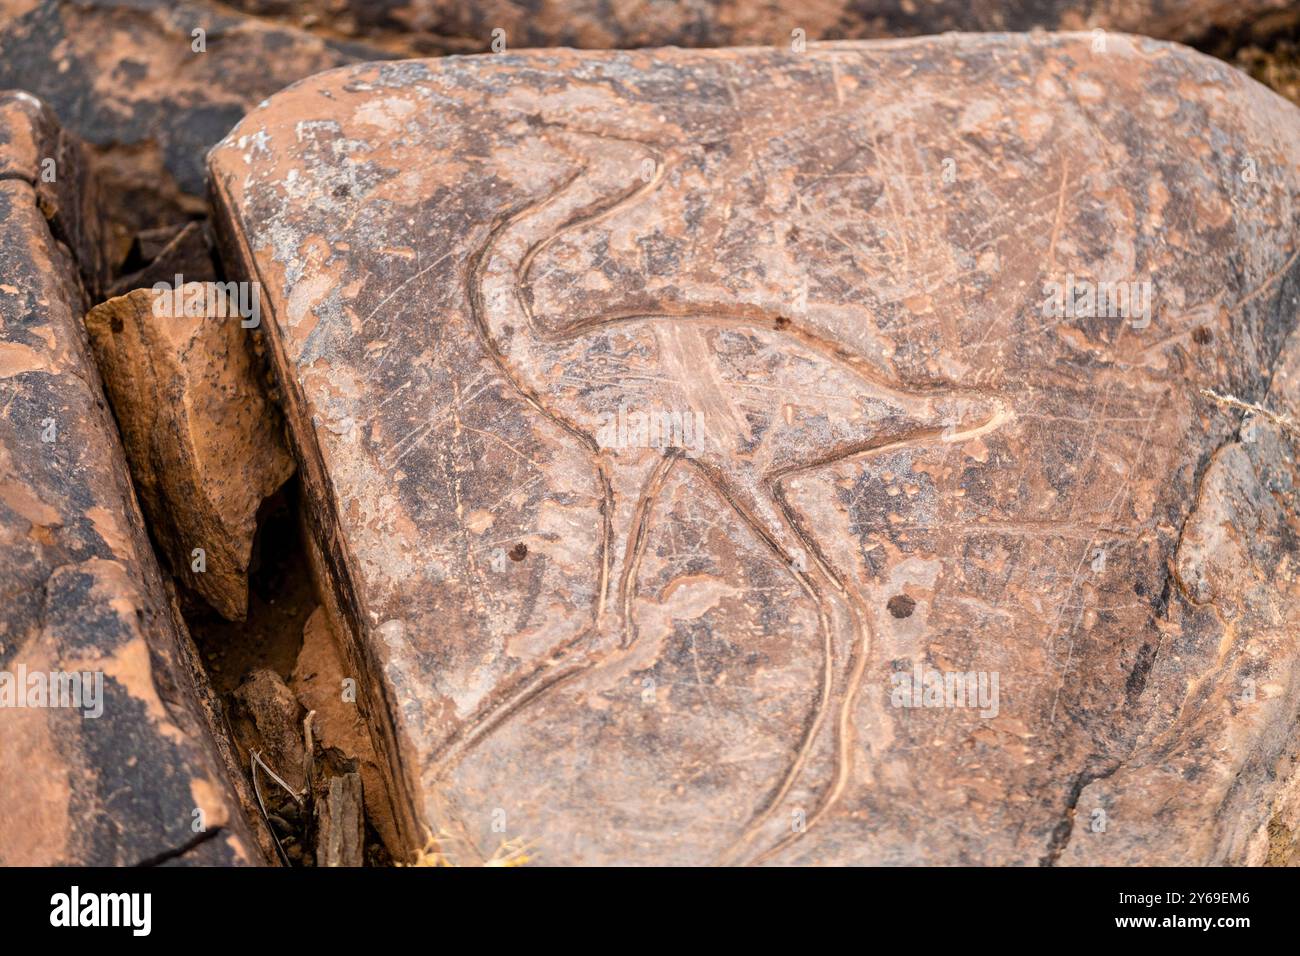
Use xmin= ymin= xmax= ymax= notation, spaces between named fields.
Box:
xmin=211 ymin=36 xmax=1300 ymax=865
xmin=0 ymin=91 xmax=262 ymax=865
xmin=0 ymin=0 xmax=394 ymax=264
xmin=219 ymin=0 xmax=1294 ymax=53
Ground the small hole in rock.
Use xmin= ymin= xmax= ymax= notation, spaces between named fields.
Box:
xmin=508 ymin=543 xmax=528 ymax=561
xmin=1192 ymin=326 xmax=1213 ymax=345
xmin=887 ymin=594 xmax=916 ymax=619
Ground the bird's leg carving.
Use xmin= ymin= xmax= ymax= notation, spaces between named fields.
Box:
xmin=689 ymin=464 xmax=857 ymax=865
xmin=461 ymin=120 xmax=1015 ymax=863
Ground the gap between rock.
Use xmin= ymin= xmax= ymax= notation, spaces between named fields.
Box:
xmin=80 ymin=231 xmax=411 ymax=867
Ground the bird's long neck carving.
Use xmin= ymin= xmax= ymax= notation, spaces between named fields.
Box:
xmin=473 ymin=129 xmax=661 ymax=369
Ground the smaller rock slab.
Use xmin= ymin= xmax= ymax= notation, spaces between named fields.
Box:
xmin=86 ymin=285 xmax=295 ymax=621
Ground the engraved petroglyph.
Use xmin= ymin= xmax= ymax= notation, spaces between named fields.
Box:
xmin=210 ymin=38 xmax=1300 ymax=866
xmin=458 ymin=121 xmax=1012 ymax=861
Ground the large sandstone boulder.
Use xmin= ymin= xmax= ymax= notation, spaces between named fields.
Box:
xmin=210 ymin=36 xmax=1300 ymax=865
xmin=0 ymin=92 xmax=263 ymax=865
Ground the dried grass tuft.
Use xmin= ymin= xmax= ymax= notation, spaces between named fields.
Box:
xmin=403 ymin=831 xmax=533 ymax=867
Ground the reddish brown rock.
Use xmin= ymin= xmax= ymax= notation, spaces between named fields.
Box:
xmin=225 ymin=0 xmax=1292 ymax=52
xmin=230 ymin=669 xmax=309 ymax=794
xmin=0 ymin=0 xmax=392 ymax=266
xmin=1060 ymin=329 xmax=1300 ymax=866
xmin=107 ymin=221 xmax=220 ymax=299
xmin=0 ymin=90 xmax=106 ymax=298
xmin=84 ymin=285 xmax=296 ymax=621
xmin=0 ymin=92 xmax=262 ymax=865
xmin=313 ymin=771 xmax=365 ymax=867
xmin=3 ymin=2 xmax=1295 ymax=277
xmin=210 ymin=36 xmax=1300 ymax=865
xmin=293 ymin=606 xmax=402 ymax=852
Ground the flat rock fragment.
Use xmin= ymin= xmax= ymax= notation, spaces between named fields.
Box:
xmin=314 ymin=772 xmax=365 ymax=867
xmin=210 ymin=37 xmax=1300 ymax=865
xmin=0 ymin=92 xmax=260 ymax=865
xmin=293 ymin=607 xmax=401 ymax=853
xmin=85 ymin=285 xmax=296 ymax=621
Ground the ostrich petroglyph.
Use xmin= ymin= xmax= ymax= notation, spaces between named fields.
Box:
xmin=437 ymin=120 xmax=1012 ymax=863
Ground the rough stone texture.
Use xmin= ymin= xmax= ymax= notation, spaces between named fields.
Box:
xmin=0 ymin=89 xmax=107 ymax=299
xmin=84 ymin=285 xmax=296 ymax=621
xmin=0 ymin=92 xmax=260 ymax=866
xmin=210 ymin=36 xmax=1300 ymax=865
xmin=1062 ymin=323 xmax=1300 ymax=866
xmin=314 ymin=771 xmax=365 ymax=866
xmin=293 ymin=605 xmax=401 ymax=851
xmin=0 ymin=0 xmax=391 ymax=266
xmin=3 ymin=1 xmax=1296 ymax=276
xmin=107 ymin=221 xmax=220 ymax=299
xmin=223 ymin=0 xmax=1293 ymax=52
xmin=230 ymin=668 xmax=308 ymax=794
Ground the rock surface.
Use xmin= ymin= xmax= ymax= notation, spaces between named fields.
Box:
xmin=210 ymin=36 xmax=1300 ymax=865
xmin=222 ymin=0 xmax=1293 ymax=52
xmin=3 ymin=0 xmax=1296 ymax=278
xmin=1062 ymin=328 xmax=1300 ymax=866
xmin=0 ymin=0 xmax=392 ymax=265
xmin=0 ymin=92 xmax=260 ymax=865
xmin=293 ymin=606 xmax=402 ymax=852
xmin=0 ymin=89 xmax=106 ymax=298
xmin=84 ymin=285 xmax=296 ymax=621
xmin=107 ymin=221 xmax=220 ymax=299
xmin=314 ymin=771 xmax=365 ymax=867
xmin=230 ymin=668 xmax=308 ymax=796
